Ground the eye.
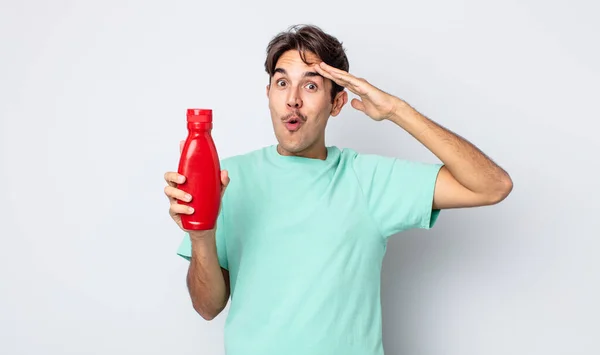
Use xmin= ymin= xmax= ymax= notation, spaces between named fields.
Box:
xmin=305 ymin=83 xmax=318 ymax=91
xmin=276 ymin=79 xmax=287 ymax=87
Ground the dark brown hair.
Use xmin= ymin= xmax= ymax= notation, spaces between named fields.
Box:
xmin=264 ymin=24 xmax=349 ymax=103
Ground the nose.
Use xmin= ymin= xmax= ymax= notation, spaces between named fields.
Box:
xmin=286 ymin=89 xmax=303 ymax=109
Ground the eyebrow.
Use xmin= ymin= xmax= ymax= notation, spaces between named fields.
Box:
xmin=274 ymin=68 xmax=323 ymax=79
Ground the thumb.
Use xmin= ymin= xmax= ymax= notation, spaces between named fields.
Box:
xmin=220 ymin=170 xmax=230 ymax=192
xmin=351 ymin=98 xmax=366 ymax=112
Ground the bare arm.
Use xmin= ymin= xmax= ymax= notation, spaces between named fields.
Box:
xmin=313 ymin=62 xmax=513 ymax=209
xmin=187 ymin=230 xmax=230 ymax=320
xmin=164 ymin=141 xmax=232 ymax=320
xmin=390 ymin=101 xmax=513 ymax=209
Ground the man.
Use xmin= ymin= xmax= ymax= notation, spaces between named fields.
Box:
xmin=163 ymin=24 xmax=512 ymax=355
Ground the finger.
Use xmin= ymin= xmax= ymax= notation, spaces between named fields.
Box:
xmin=317 ymin=61 xmax=347 ymax=75
xmin=164 ymin=185 xmax=192 ymax=202
xmin=170 ymin=203 xmax=195 ymax=216
xmin=314 ymin=63 xmax=350 ymax=87
xmin=313 ymin=63 xmax=336 ymax=81
xmin=317 ymin=62 xmax=358 ymax=84
xmin=220 ymin=170 xmax=230 ymax=196
xmin=220 ymin=170 xmax=230 ymax=187
xmin=314 ymin=63 xmax=364 ymax=95
xmin=179 ymin=140 xmax=185 ymax=154
xmin=164 ymin=171 xmax=186 ymax=186
xmin=351 ymin=98 xmax=366 ymax=112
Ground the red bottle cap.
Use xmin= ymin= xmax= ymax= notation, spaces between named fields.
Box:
xmin=187 ymin=109 xmax=212 ymax=123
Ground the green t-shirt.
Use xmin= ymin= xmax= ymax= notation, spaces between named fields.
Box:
xmin=177 ymin=144 xmax=442 ymax=355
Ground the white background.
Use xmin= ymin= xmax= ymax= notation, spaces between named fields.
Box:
xmin=1 ymin=0 xmax=598 ymax=354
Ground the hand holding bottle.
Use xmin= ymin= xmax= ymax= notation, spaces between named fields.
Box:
xmin=164 ymin=140 xmax=229 ymax=233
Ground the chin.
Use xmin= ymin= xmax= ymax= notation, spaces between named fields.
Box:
xmin=278 ymin=141 xmax=305 ymax=154
xmin=275 ymin=136 xmax=310 ymax=155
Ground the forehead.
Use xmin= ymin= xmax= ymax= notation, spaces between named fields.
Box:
xmin=274 ymin=50 xmax=321 ymax=73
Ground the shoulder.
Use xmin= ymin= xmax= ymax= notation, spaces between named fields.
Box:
xmin=335 ymin=147 xmax=389 ymax=171
xmin=220 ymin=145 xmax=271 ymax=170
xmin=336 ymin=147 xmax=394 ymax=162
xmin=336 ymin=147 xmax=442 ymax=181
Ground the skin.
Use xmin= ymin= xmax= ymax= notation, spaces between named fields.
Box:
xmin=163 ymin=48 xmax=513 ymax=320
xmin=163 ymin=141 xmax=230 ymax=320
xmin=312 ymin=60 xmax=513 ymax=208
xmin=266 ymin=50 xmax=347 ymax=160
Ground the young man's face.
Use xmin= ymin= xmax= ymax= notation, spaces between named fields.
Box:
xmin=267 ymin=50 xmax=346 ymax=158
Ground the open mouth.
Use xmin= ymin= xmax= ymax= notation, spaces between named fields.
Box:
xmin=284 ymin=117 xmax=302 ymax=132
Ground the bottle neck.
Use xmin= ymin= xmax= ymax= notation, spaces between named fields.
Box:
xmin=187 ymin=122 xmax=212 ymax=131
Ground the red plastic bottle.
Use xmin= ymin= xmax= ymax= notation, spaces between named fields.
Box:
xmin=177 ymin=108 xmax=221 ymax=230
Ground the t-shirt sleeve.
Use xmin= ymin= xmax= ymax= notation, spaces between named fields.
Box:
xmin=175 ymin=206 xmax=228 ymax=269
xmin=352 ymin=153 xmax=443 ymax=239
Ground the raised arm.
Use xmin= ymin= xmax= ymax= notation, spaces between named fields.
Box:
xmin=314 ymin=61 xmax=513 ymax=209
xmin=390 ymin=102 xmax=513 ymax=209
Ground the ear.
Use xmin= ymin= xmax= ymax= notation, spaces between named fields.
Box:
xmin=266 ymin=84 xmax=271 ymax=98
xmin=330 ymin=91 xmax=348 ymax=117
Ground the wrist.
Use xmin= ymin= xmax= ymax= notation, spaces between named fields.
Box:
xmin=388 ymin=98 xmax=411 ymax=125
xmin=189 ymin=229 xmax=216 ymax=243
